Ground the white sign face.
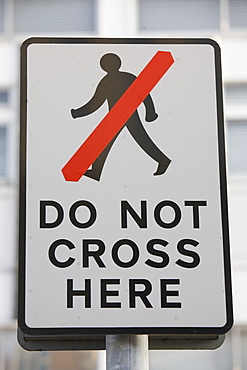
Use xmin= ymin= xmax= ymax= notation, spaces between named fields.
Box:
xmin=19 ymin=38 xmax=233 ymax=336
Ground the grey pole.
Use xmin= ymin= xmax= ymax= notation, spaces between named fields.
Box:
xmin=106 ymin=334 xmax=149 ymax=370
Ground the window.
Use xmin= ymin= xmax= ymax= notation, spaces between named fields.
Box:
xmin=227 ymin=121 xmax=247 ymax=174
xmin=0 ymin=126 xmax=7 ymax=178
xmin=225 ymin=84 xmax=247 ymax=174
xmin=0 ymin=90 xmax=9 ymax=105
xmin=138 ymin=0 xmax=220 ymax=32
xmin=229 ymin=0 xmax=247 ymax=29
xmin=13 ymin=0 xmax=96 ymax=33
xmin=138 ymin=0 xmax=247 ymax=33
xmin=225 ymin=84 xmax=247 ymax=103
xmin=0 ymin=0 xmax=4 ymax=33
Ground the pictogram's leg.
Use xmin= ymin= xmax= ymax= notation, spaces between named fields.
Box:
xmin=126 ymin=116 xmax=171 ymax=176
xmin=84 ymin=134 xmax=119 ymax=181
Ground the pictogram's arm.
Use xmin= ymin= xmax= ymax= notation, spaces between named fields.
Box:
xmin=143 ymin=94 xmax=158 ymax=122
xmin=71 ymin=82 xmax=106 ymax=119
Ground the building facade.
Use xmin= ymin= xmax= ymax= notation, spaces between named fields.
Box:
xmin=0 ymin=0 xmax=247 ymax=369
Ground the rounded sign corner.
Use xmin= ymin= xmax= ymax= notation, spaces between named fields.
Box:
xmin=205 ymin=38 xmax=221 ymax=53
xmin=21 ymin=37 xmax=37 ymax=51
xmin=221 ymin=315 xmax=234 ymax=335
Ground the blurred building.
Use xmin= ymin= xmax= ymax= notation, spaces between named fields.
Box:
xmin=0 ymin=0 xmax=247 ymax=369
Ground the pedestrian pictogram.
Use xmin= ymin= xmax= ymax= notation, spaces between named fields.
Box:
xmin=62 ymin=51 xmax=174 ymax=182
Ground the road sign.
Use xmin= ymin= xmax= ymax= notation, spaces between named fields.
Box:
xmin=19 ymin=38 xmax=233 ymax=340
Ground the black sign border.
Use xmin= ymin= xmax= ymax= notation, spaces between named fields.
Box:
xmin=19 ymin=37 xmax=233 ymax=338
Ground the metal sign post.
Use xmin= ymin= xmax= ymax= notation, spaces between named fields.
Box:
xmin=106 ymin=335 xmax=148 ymax=370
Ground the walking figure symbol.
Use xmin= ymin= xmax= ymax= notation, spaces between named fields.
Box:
xmin=63 ymin=52 xmax=174 ymax=182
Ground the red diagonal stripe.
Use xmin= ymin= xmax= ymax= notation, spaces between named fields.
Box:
xmin=62 ymin=51 xmax=174 ymax=181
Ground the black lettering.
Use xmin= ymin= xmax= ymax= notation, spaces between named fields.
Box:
xmin=82 ymin=239 xmax=106 ymax=268
xmin=112 ymin=239 xmax=139 ymax=268
xmin=145 ymin=239 xmax=169 ymax=268
xmin=69 ymin=200 xmax=97 ymax=228
xmin=160 ymin=279 xmax=181 ymax=308
xmin=154 ymin=200 xmax=181 ymax=228
xmin=129 ymin=279 xmax=153 ymax=308
xmin=67 ymin=279 xmax=91 ymax=308
xmin=40 ymin=200 xmax=64 ymax=228
xmin=184 ymin=200 xmax=207 ymax=228
xmin=176 ymin=239 xmax=200 ymax=268
xmin=48 ymin=239 xmax=75 ymax=268
xmin=101 ymin=279 xmax=121 ymax=308
xmin=121 ymin=200 xmax=147 ymax=228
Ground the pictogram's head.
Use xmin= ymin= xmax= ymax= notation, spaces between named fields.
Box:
xmin=100 ymin=53 xmax=121 ymax=72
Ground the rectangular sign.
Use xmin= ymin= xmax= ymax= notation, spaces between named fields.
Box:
xmin=19 ymin=38 xmax=233 ymax=337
